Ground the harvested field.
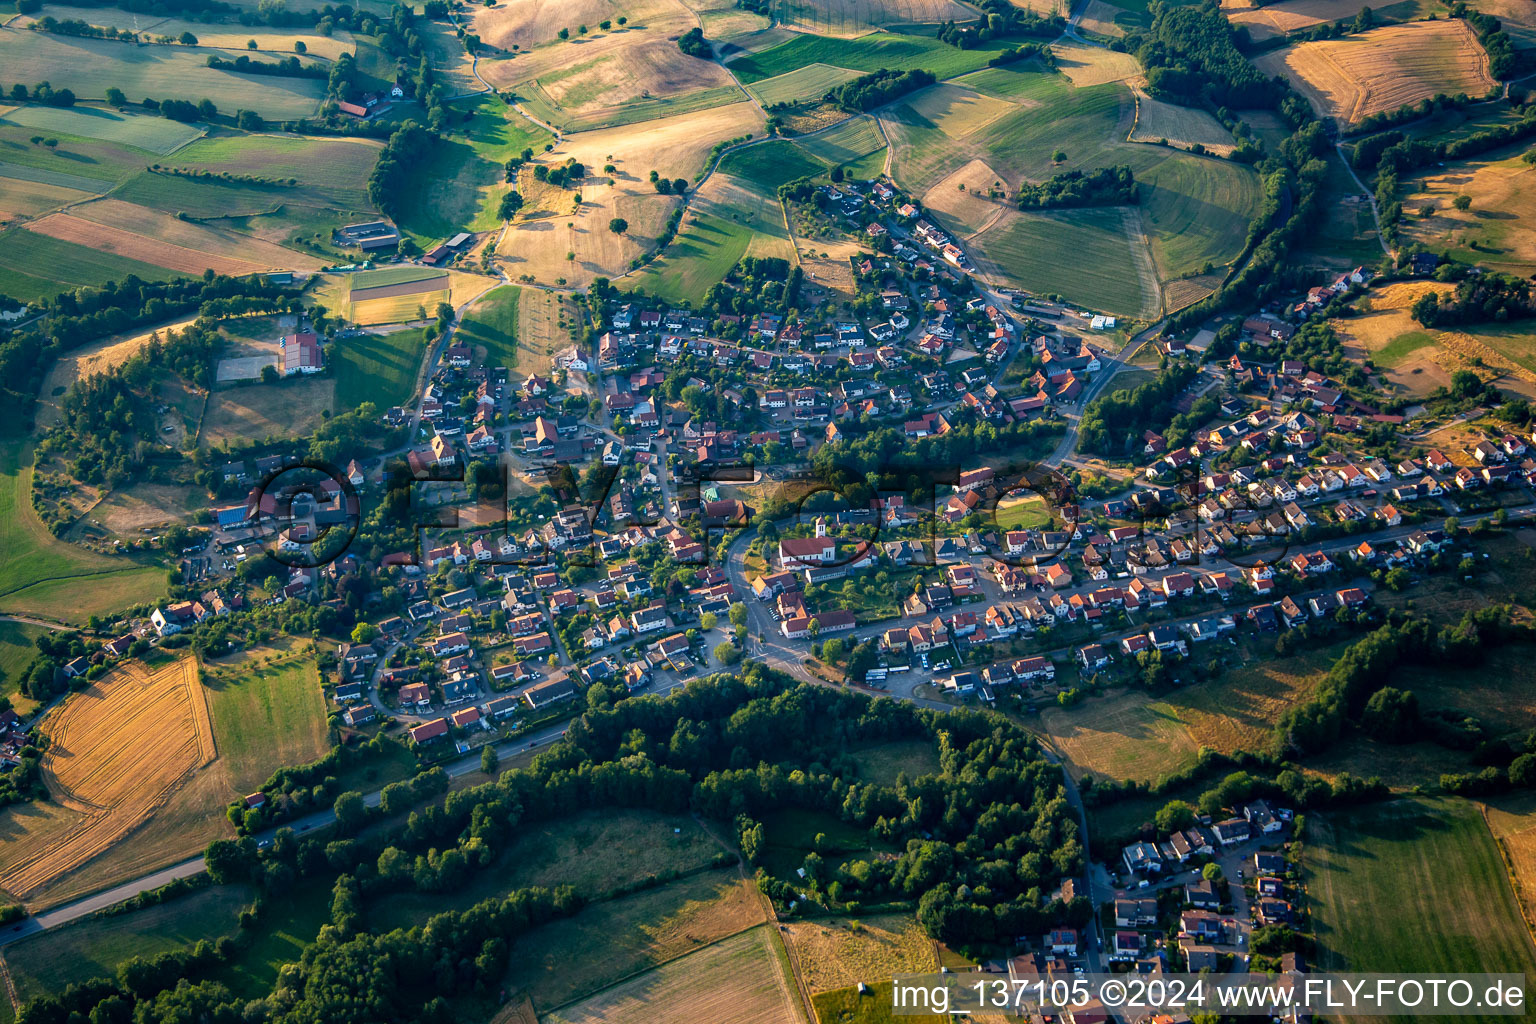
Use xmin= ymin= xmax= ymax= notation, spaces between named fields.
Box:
xmin=1253 ymin=20 xmax=1497 ymax=129
xmin=1128 ymin=85 xmax=1238 ymax=154
xmin=540 ymin=924 xmax=801 ymax=1024
xmin=18 ymin=4 xmax=357 ymax=59
xmin=202 ymin=377 xmax=336 ymax=445
xmin=0 ymin=175 xmax=94 ymax=227
xmin=350 ymin=273 xmax=450 ymax=303
xmin=471 ymin=0 xmax=676 ymax=52
xmin=70 ymin=199 xmax=325 ymax=271
xmin=1223 ymin=0 xmax=1432 ymax=42
xmin=0 ymin=228 xmax=187 ymax=301
xmin=796 ymin=239 xmax=861 ymax=301
xmin=0 ymin=658 xmax=212 ymax=900
xmin=902 ymin=82 xmax=1017 ymax=140
xmin=782 ymin=914 xmax=935 ymax=994
xmin=1050 ymin=42 xmax=1142 ymax=86
xmin=1484 ymin=792 xmax=1536 ymax=944
xmin=34 ymin=316 xmax=197 ymax=427
xmin=81 ymin=482 xmax=201 ymax=538
xmin=922 ymin=158 xmax=1013 ymax=236
xmin=1077 ymin=0 xmax=1128 ymax=37
xmin=23 ymin=212 xmax=269 ymax=278
xmin=1400 ymin=147 xmax=1536 ymax=275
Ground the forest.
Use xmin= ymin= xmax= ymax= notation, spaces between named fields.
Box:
xmin=1016 ymin=166 xmax=1137 ymax=209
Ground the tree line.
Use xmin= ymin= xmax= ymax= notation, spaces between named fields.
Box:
xmin=366 ymin=120 xmax=435 ymax=219
xmin=824 ymin=69 xmax=935 ymax=113
xmin=206 ymin=53 xmax=328 ymax=79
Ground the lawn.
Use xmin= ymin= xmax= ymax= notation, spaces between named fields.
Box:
xmin=729 ymin=30 xmax=1024 ymax=84
xmin=0 ymin=618 xmax=44 ymax=709
xmin=0 ymin=433 xmax=168 ymax=624
xmin=718 ymin=140 xmax=829 ymax=191
xmin=993 ymin=494 xmax=1051 ymax=530
xmin=850 ymin=739 xmax=941 ymax=785
xmin=0 ymin=104 xmax=202 ymax=156
xmin=1306 ymin=795 xmax=1536 ymax=1023
xmin=5 ymin=883 xmax=251 ymax=1009
xmin=202 ymin=644 xmax=329 ymax=789
xmin=0 ymin=227 xmax=184 ymax=301
xmin=1372 ymin=329 xmax=1437 ymax=368
xmin=456 ymin=285 xmax=521 ymax=368
xmin=329 ymin=328 xmax=428 ymax=411
xmin=0 ymin=29 xmax=328 ymax=118
xmin=369 ymin=808 xmax=726 ymax=931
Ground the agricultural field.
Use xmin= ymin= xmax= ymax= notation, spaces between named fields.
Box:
xmin=475 ymin=0 xmax=744 ymax=131
xmin=0 ymin=227 xmax=178 ymax=302
xmin=1036 ymin=640 xmax=1345 ymax=783
xmin=456 ymin=285 xmax=522 ymax=367
xmin=695 ymin=0 xmax=775 ymax=48
xmin=888 ymin=67 xmax=1260 ymax=314
xmin=1483 ymin=792 xmax=1536 ymax=938
xmin=718 ymin=139 xmax=829 ymax=191
xmin=0 ymin=103 xmax=202 ymax=155
xmin=746 ymin=62 xmax=866 ymax=107
xmin=1253 ymin=20 xmax=1498 ymax=130
xmin=774 ymin=0 xmax=976 ymax=35
xmin=347 ymin=268 xmax=486 ymax=324
xmin=496 ymin=100 xmax=759 ymax=286
xmin=794 ymin=114 xmax=886 ymax=166
xmin=1221 ymin=0 xmax=1434 ymax=42
xmin=0 ymin=434 xmax=168 ymax=624
xmin=0 ymin=657 xmax=211 ymax=902
xmin=18 ymin=3 xmax=358 ymax=59
xmin=1128 ymin=85 xmax=1239 ymax=155
xmin=1306 ymin=796 xmax=1536 ymax=1004
xmin=539 ymin=923 xmax=801 ymax=1024
xmin=727 ymin=29 xmax=1025 ymax=83
xmin=623 ymin=173 xmax=794 ymax=304
xmin=1049 ymin=42 xmax=1142 ymax=87
xmin=0 ymin=28 xmax=329 ymax=119
xmin=1399 ymin=145 xmax=1536 ymax=276
xmin=330 ymin=327 xmax=430 ymax=410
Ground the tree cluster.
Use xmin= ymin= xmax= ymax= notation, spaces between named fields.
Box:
xmin=1016 ymin=166 xmax=1137 ymax=209
xmin=367 ymin=120 xmax=436 ymax=219
xmin=206 ymin=52 xmax=327 ymax=78
xmin=1077 ymin=360 xmax=1198 ymax=456
xmin=824 ymin=69 xmax=936 ymax=113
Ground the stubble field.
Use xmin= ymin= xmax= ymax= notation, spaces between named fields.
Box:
xmin=0 ymin=657 xmax=212 ymax=901
xmin=1253 ymin=20 xmax=1497 ymax=129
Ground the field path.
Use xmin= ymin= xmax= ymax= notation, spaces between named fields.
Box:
xmin=1124 ymin=206 xmax=1162 ymax=318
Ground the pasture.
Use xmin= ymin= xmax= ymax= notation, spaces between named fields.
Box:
xmin=4 ymin=883 xmax=249 ymax=1009
xmin=202 ymin=643 xmax=329 ymax=788
xmin=0 ymin=29 xmax=329 ymax=119
xmin=0 ymin=434 xmax=167 ymax=624
xmin=1400 ymin=146 xmax=1536 ymax=276
xmin=456 ymin=286 xmax=522 ymax=368
xmin=0 ymin=103 xmax=201 ymax=155
xmin=746 ymin=62 xmax=866 ymax=106
xmin=329 ymin=327 xmax=428 ymax=410
xmin=1306 ymin=795 xmax=1536 ymax=1012
xmin=0 ymin=619 xmax=44 ymax=711
xmin=625 ymin=174 xmax=794 ymax=304
xmin=0 ymin=657 xmax=211 ymax=901
xmin=373 ymin=808 xmax=726 ymax=931
xmin=1253 ymin=20 xmax=1497 ymax=129
xmin=202 ymin=377 xmax=336 ymax=446
xmin=539 ymin=924 xmax=800 ymax=1024
xmin=1036 ymin=640 xmax=1343 ymax=783
xmin=783 ymin=915 xmax=935 ymax=995
xmin=718 ymin=139 xmax=828 ymax=191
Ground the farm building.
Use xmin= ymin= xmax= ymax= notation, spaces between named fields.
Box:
xmin=279 ymin=333 xmax=323 ymax=375
xmin=334 ymin=221 xmax=399 ymax=251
